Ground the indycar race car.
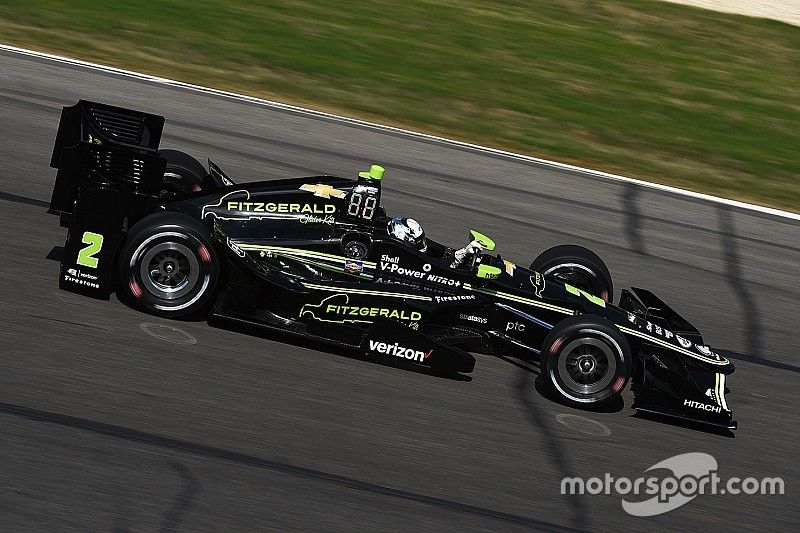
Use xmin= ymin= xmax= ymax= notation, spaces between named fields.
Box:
xmin=47 ymin=100 xmax=736 ymax=430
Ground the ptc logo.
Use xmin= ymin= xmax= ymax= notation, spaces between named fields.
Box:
xmin=506 ymin=321 xmax=525 ymax=332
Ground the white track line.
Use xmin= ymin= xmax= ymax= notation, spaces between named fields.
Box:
xmin=2 ymin=42 xmax=798 ymax=221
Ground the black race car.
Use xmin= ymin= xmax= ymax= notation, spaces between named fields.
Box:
xmin=48 ymin=101 xmax=736 ymax=430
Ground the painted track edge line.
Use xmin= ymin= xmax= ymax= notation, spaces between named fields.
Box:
xmin=2 ymin=42 xmax=797 ymax=222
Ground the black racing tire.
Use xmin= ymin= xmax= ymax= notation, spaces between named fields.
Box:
xmin=541 ymin=314 xmax=631 ymax=407
xmin=530 ymin=244 xmax=613 ymax=303
xmin=118 ymin=212 xmax=220 ymax=318
xmin=159 ymin=149 xmax=207 ymax=199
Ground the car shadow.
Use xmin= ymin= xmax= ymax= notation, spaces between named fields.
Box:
xmin=497 ymin=354 xmax=540 ymax=375
xmin=209 ymin=317 xmax=473 ymax=383
xmin=47 ymin=245 xmax=65 ymax=262
xmin=631 ymin=411 xmax=735 ymax=438
xmin=94 ymin=272 xmax=472 ymax=383
xmin=536 ymin=378 xmax=626 ymax=414
xmin=498 ymin=354 xmax=626 ymax=414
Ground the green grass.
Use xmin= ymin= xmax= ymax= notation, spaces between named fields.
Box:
xmin=2 ymin=0 xmax=799 ymax=210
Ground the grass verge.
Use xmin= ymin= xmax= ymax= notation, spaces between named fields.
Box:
xmin=1 ymin=0 xmax=798 ymax=210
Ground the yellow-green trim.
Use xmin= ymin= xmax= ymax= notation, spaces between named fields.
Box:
xmin=476 ymin=264 xmax=501 ymax=279
xmin=236 ymin=244 xmax=377 ymax=268
xmin=618 ymin=325 xmax=729 ymax=366
xmin=564 ymin=283 xmax=606 ymax=307
xmin=464 ymin=283 xmax=574 ymax=315
xmin=302 ymin=282 xmax=431 ymax=301
xmin=289 ymin=257 xmax=372 ymax=279
xmin=470 ymin=230 xmax=496 ymax=251
xmin=717 ymin=373 xmax=729 ymax=410
xmin=358 ymin=164 xmax=385 ymax=181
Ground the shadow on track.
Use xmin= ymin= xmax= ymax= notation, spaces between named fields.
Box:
xmin=718 ymin=205 xmax=763 ymax=361
xmin=212 ymin=318 xmax=472 ymax=383
xmin=493 ymin=353 xmax=593 ymax=531
xmin=621 ymin=182 xmax=647 ymax=256
xmin=0 ymin=191 xmax=49 ymax=208
xmin=499 ymin=354 xmax=731 ymax=439
xmin=513 ymin=368 xmax=589 ymax=530
xmin=41 ymin=249 xmax=473 ymax=383
xmin=719 ymin=349 xmax=800 ymax=375
xmin=160 ymin=461 xmax=201 ymax=533
xmin=0 ymin=401 xmax=580 ymax=532
xmin=631 ymin=411 xmax=735 ymax=438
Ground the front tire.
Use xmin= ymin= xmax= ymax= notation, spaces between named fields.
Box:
xmin=530 ymin=244 xmax=613 ymax=303
xmin=118 ymin=212 xmax=220 ymax=318
xmin=541 ymin=315 xmax=631 ymax=407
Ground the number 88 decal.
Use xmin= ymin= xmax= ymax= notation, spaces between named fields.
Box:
xmin=347 ymin=193 xmax=377 ymax=220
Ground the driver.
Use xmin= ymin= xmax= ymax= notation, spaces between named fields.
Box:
xmin=387 ymin=217 xmax=427 ymax=252
xmin=387 ymin=217 xmax=487 ymax=268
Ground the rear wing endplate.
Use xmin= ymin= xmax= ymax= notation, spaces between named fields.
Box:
xmin=49 ymin=101 xmax=167 ymax=299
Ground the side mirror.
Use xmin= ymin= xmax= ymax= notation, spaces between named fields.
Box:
xmin=469 ymin=230 xmax=496 ymax=251
xmin=208 ymin=159 xmax=235 ymax=186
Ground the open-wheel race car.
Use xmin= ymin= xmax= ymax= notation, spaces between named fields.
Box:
xmin=48 ymin=101 xmax=737 ymax=430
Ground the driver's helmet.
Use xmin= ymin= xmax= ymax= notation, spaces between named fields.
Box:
xmin=387 ymin=217 xmax=427 ymax=252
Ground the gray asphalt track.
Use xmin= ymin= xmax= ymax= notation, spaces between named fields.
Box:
xmin=1 ymin=49 xmax=798 ymax=532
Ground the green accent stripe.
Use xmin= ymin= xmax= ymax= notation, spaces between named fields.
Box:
xmin=618 ymin=326 xmax=729 ymax=366
xmin=302 ymin=282 xmax=431 ymax=301
xmin=291 ymin=257 xmax=372 ymax=279
xmin=236 ymin=244 xmax=377 ymax=268
xmin=464 ymin=284 xmax=574 ymax=315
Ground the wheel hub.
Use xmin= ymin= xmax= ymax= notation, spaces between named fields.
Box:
xmin=577 ymin=355 xmax=596 ymax=374
xmin=139 ymin=242 xmax=200 ymax=300
xmin=556 ymin=336 xmax=618 ymax=395
xmin=151 ymin=252 xmax=188 ymax=286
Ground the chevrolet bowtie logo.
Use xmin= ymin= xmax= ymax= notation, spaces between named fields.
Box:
xmin=299 ymin=183 xmax=347 ymax=199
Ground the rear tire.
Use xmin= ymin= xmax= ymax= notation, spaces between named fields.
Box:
xmin=541 ymin=314 xmax=630 ymax=407
xmin=530 ymin=244 xmax=613 ymax=303
xmin=118 ymin=212 xmax=220 ymax=318
xmin=159 ymin=150 xmax=207 ymax=199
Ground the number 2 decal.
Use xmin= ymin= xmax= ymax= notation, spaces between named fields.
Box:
xmin=564 ymin=283 xmax=606 ymax=307
xmin=76 ymin=231 xmax=104 ymax=269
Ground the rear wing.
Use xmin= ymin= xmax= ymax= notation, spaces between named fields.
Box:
xmin=50 ymin=99 xmax=163 ymax=165
xmin=49 ymin=101 xmax=168 ymax=299
xmin=49 ymin=100 xmax=166 ymax=220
